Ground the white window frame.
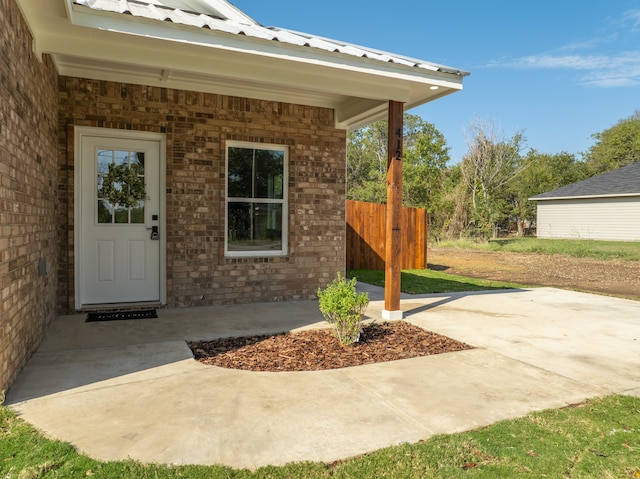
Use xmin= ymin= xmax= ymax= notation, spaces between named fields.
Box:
xmin=225 ymin=141 xmax=289 ymax=257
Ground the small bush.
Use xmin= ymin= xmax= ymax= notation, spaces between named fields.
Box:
xmin=317 ymin=273 xmax=369 ymax=345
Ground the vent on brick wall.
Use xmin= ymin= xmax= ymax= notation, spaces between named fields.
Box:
xmin=86 ymin=309 xmax=157 ymax=322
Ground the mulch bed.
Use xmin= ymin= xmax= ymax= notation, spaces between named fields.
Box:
xmin=188 ymin=321 xmax=472 ymax=372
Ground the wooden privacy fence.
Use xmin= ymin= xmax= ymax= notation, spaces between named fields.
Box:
xmin=346 ymin=200 xmax=428 ymax=271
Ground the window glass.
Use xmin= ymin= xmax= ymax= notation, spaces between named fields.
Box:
xmin=97 ymin=199 xmax=113 ymax=224
xmin=227 ymin=147 xmax=253 ymax=198
xmin=96 ymin=149 xmax=146 ymax=225
xmin=226 ymin=143 xmax=287 ymax=256
xmin=97 ymin=150 xmax=111 ymax=175
xmin=114 ymin=205 xmax=129 ymax=224
xmin=227 ymin=202 xmax=283 ymax=252
xmin=130 ymin=200 xmax=145 ymax=224
xmin=254 ymin=149 xmax=284 ymax=199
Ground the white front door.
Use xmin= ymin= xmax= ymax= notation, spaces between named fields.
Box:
xmin=77 ymin=129 xmax=164 ymax=306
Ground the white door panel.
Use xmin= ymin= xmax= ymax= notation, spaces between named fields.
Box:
xmin=129 ymin=240 xmax=147 ymax=281
xmin=79 ymin=134 xmax=162 ymax=305
xmin=97 ymin=240 xmax=115 ymax=282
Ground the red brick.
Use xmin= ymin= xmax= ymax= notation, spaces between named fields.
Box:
xmin=2 ymin=0 xmax=348 ymax=393
xmin=58 ymin=81 xmax=346 ymax=309
xmin=0 ymin=0 xmax=59 ymax=391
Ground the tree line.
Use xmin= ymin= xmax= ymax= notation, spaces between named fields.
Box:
xmin=347 ymin=110 xmax=640 ymax=241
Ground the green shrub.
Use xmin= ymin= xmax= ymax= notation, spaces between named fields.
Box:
xmin=317 ymin=273 xmax=369 ymax=345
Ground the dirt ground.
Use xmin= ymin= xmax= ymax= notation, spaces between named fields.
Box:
xmin=428 ymin=247 xmax=640 ymax=301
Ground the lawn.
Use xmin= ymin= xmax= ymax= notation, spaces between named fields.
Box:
xmin=436 ymin=237 xmax=640 ymax=261
xmin=1 ymin=395 xmax=639 ymax=478
xmin=347 ymin=268 xmax=526 ymax=294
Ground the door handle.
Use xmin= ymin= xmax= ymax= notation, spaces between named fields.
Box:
xmin=150 ymin=225 xmax=159 ymax=240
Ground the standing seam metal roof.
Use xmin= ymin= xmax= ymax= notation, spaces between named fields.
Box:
xmin=73 ymin=0 xmax=469 ymax=76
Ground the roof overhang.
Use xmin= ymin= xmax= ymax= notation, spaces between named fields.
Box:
xmin=16 ymin=0 xmax=468 ymax=130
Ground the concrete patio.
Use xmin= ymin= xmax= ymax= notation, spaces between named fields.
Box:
xmin=6 ymin=286 xmax=640 ymax=469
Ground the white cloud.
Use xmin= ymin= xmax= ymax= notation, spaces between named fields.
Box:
xmin=488 ymin=51 xmax=640 ymax=88
xmin=623 ymin=8 xmax=640 ymax=30
xmin=580 ymin=76 xmax=638 ymax=88
xmin=486 ymin=7 xmax=640 ymax=88
xmin=577 ymin=53 xmax=640 ymax=87
xmin=506 ymin=54 xmax=606 ymax=70
xmin=491 ymin=51 xmax=640 ymax=86
xmin=499 ymin=51 xmax=640 ymax=88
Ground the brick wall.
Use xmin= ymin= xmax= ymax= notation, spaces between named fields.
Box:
xmin=0 ymin=0 xmax=60 ymax=391
xmin=58 ymin=79 xmax=347 ymax=309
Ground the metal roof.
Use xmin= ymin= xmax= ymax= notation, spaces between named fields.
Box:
xmin=73 ymin=0 xmax=468 ymax=77
xmin=530 ymin=162 xmax=640 ymax=201
xmin=16 ymin=0 xmax=467 ymax=129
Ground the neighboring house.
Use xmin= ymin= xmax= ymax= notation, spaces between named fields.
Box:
xmin=1 ymin=0 xmax=467 ymax=390
xmin=530 ymin=162 xmax=640 ymax=241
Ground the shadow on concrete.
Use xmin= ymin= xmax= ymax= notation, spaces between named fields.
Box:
xmin=6 ymin=301 xmax=327 ymax=403
xmin=403 ymin=289 xmax=529 ymax=318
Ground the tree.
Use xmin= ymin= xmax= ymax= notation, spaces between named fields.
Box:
xmin=585 ymin=110 xmax=640 ymax=175
xmin=436 ymin=165 xmax=471 ymax=240
xmin=460 ymin=118 xmax=526 ymax=238
xmin=508 ymin=150 xmax=587 ymax=235
xmin=346 ymin=114 xmax=451 ymax=215
xmin=402 ymin=119 xmax=450 ymax=210
xmin=346 ymin=121 xmax=388 ymax=203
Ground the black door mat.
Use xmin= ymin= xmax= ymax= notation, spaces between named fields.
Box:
xmin=86 ymin=309 xmax=158 ymax=322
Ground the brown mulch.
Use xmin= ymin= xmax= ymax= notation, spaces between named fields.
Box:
xmin=189 ymin=321 xmax=472 ymax=372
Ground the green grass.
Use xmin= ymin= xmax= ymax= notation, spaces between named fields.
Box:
xmin=2 ymin=396 xmax=639 ymax=478
xmin=436 ymin=237 xmax=640 ymax=261
xmin=348 ymin=268 xmax=525 ymax=294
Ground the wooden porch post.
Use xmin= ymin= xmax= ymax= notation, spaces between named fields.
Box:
xmin=383 ymin=100 xmax=404 ymax=320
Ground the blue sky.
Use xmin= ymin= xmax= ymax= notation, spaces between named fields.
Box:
xmin=230 ymin=1 xmax=640 ymax=164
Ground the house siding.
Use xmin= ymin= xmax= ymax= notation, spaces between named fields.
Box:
xmin=1 ymin=0 xmax=60 ymax=391
xmin=58 ymin=78 xmax=347 ymax=310
xmin=536 ymin=197 xmax=640 ymax=241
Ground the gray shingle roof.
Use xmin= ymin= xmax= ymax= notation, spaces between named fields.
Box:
xmin=73 ymin=0 xmax=469 ymax=76
xmin=530 ymin=162 xmax=640 ymax=200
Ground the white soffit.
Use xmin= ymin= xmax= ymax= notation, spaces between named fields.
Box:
xmin=16 ymin=0 xmax=468 ymax=129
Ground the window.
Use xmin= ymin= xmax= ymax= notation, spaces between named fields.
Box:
xmin=225 ymin=142 xmax=288 ymax=256
xmin=96 ymin=149 xmax=146 ymax=225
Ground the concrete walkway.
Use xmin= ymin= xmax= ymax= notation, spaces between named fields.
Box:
xmin=6 ymin=287 xmax=640 ymax=469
